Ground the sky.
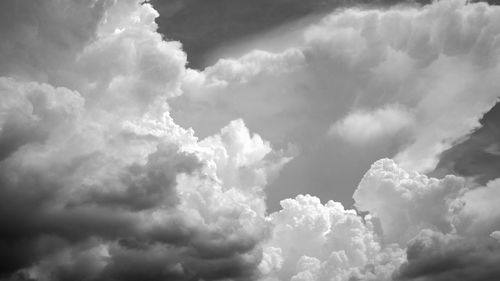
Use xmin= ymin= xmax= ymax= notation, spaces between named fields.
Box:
xmin=151 ymin=0 xmax=432 ymax=69
xmin=158 ymin=0 xmax=500 ymax=211
xmin=1 ymin=0 xmax=500 ymax=281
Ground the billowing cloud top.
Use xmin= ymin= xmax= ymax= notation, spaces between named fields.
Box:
xmin=1 ymin=0 xmax=500 ymax=281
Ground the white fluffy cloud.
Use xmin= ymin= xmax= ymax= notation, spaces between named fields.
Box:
xmin=260 ymin=194 xmax=405 ymax=281
xmin=305 ymin=0 xmax=500 ymax=172
xmin=0 ymin=1 xmax=290 ymax=280
xmin=2 ymin=0 xmax=500 ymax=281
xmin=329 ymin=104 xmax=414 ymax=146
xmin=353 ymin=158 xmax=466 ymax=244
xmin=352 ymin=158 xmax=500 ymax=281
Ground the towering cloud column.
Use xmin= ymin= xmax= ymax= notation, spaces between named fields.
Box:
xmin=0 ymin=1 xmax=290 ymax=280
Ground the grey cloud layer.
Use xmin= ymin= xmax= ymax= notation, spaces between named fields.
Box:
xmin=1 ymin=1 xmax=500 ymax=281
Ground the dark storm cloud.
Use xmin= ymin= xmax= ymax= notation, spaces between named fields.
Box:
xmin=77 ymin=144 xmax=200 ymax=211
xmin=394 ymin=229 xmax=500 ymax=281
xmin=0 ymin=142 xmax=199 ymax=278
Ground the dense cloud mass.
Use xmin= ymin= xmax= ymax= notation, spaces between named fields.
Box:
xmin=354 ymin=159 xmax=466 ymax=244
xmin=1 ymin=0 xmax=500 ymax=281
xmin=170 ymin=0 xmax=500 ymax=210
xmin=393 ymin=229 xmax=500 ymax=281
xmin=0 ymin=1 xmax=288 ymax=280
xmin=176 ymin=0 xmax=500 ymax=173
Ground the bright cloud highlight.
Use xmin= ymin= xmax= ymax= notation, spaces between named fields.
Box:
xmin=328 ymin=104 xmax=414 ymax=146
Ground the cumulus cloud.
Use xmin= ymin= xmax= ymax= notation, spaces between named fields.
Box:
xmin=171 ymin=0 xmax=500 ymax=211
xmin=260 ymin=194 xmax=405 ymax=281
xmin=2 ymin=0 xmax=500 ymax=281
xmin=329 ymin=104 xmax=414 ymax=146
xmin=353 ymin=158 xmax=500 ymax=281
xmin=0 ymin=1 xmax=290 ymax=280
xmin=353 ymin=158 xmax=466 ymax=244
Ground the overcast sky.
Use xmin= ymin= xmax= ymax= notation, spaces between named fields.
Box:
xmin=1 ymin=0 xmax=500 ymax=281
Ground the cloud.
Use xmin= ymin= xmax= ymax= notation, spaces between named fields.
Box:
xmin=432 ymin=102 xmax=500 ymax=185
xmin=0 ymin=105 xmax=284 ymax=280
xmin=171 ymin=0 xmax=500 ymax=211
xmin=307 ymin=0 xmax=500 ymax=173
xmin=393 ymin=229 xmax=500 ymax=281
xmin=353 ymin=158 xmax=467 ymax=244
xmin=0 ymin=78 xmax=84 ymax=161
xmin=329 ymin=104 xmax=414 ymax=146
xmin=453 ymin=178 xmax=500 ymax=237
xmin=2 ymin=0 xmax=500 ymax=281
xmin=150 ymin=0 xmax=378 ymax=68
xmin=0 ymin=1 xmax=291 ymax=280
xmin=353 ymin=159 xmax=500 ymax=281
xmin=198 ymin=49 xmax=306 ymax=87
xmin=0 ymin=0 xmax=109 ymax=81
xmin=353 ymin=158 xmax=500 ymax=243
xmin=260 ymin=194 xmax=405 ymax=281
xmin=491 ymin=231 xmax=500 ymax=242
